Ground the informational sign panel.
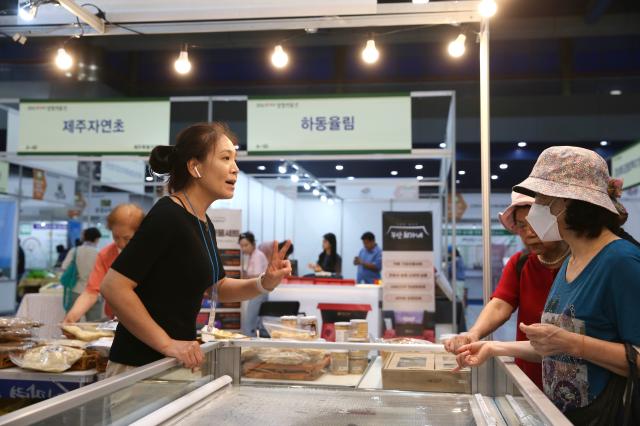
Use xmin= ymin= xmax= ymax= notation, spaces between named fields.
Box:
xmin=86 ymin=193 xmax=130 ymax=217
xmin=247 ymin=95 xmax=411 ymax=154
xmin=31 ymin=169 xmax=75 ymax=205
xmin=612 ymin=140 xmax=640 ymax=190
xmin=382 ymin=212 xmax=435 ymax=313
xmin=206 ymin=208 xmax=243 ymax=330
xmin=0 ymin=161 xmax=8 ymax=193
xmin=101 ymin=160 xmax=145 ymax=195
xmin=18 ymin=99 xmax=170 ymax=154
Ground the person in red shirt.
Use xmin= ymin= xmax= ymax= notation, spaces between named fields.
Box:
xmin=443 ymin=192 xmax=570 ymax=389
xmin=63 ymin=204 xmax=145 ymax=323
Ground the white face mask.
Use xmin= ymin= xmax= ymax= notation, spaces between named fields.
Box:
xmin=526 ymin=200 xmax=565 ymax=242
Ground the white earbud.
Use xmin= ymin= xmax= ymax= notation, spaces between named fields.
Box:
xmin=194 ymin=167 xmax=202 ymax=178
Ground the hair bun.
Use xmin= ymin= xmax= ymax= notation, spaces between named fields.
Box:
xmin=149 ymin=145 xmax=175 ymax=174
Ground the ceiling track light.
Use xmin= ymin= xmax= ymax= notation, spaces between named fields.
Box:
xmin=55 ymin=47 xmax=73 ymax=70
xmin=18 ymin=0 xmax=38 ymax=21
xmin=174 ymin=43 xmax=192 ymax=75
xmin=271 ymin=45 xmax=289 ymax=69
xmin=361 ymin=39 xmax=379 ymax=64
xmin=448 ymin=33 xmax=466 ymax=58
xmin=478 ymin=0 xmax=498 ymax=18
xmin=290 ymin=174 xmax=300 ymax=183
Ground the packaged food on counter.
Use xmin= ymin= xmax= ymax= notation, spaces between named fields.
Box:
xmin=0 ymin=341 xmax=36 ymax=369
xmin=0 ymin=316 xmax=42 ymax=329
xmin=299 ymin=316 xmax=318 ymax=338
xmin=381 ymin=351 xmax=471 ymax=393
xmin=10 ymin=345 xmax=85 ymax=373
xmin=334 ymin=322 xmax=351 ymax=342
xmin=264 ymin=322 xmax=315 ymax=341
xmin=330 ymin=350 xmax=349 ymax=375
xmin=34 ymin=338 xmax=88 ymax=349
xmin=378 ymin=337 xmax=433 ymax=363
xmin=347 ymin=337 xmax=370 ymax=374
xmin=60 ymin=323 xmax=114 ymax=341
xmin=0 ymin=328 xmax=33 ymax=342
xmin=349 ymin=319 xmax=368 ymax=339
xmin=242 ymin=347 xmax=329 ymax=381
xmin=280 ymin=316 xmax=298 ymax=329
xmin=200 ymin=326 xmax=248 ymax=342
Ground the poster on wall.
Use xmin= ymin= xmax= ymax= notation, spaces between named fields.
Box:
xmin=18 ymin=99 xmax=170 ymax=154
xmin=0 ymin=161 xmax=8 ymax=193
xmin=382 ymin=211 xmax=435 ymax=338
xmin=612 ymin=140 xmax=640 ymax=190
xmin=85 ymin=193 xmax=130 ymax=217
xmin=32 ymin=169 xmax=75 ymax=205
xmin=247 ymin=95 xmax=411 ymax=154
xmin=206 ymin=208 xmax=242 ymax=330
xmin=19 ymin=222 xmax=68 ymax=270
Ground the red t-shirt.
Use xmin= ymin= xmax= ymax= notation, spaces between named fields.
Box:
xmin=86 ymin=242 xmax=120 ymax=318
xmin=491 ymin=251 xmax=559 ymax=390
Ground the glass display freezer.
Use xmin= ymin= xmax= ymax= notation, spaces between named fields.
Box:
xmin=0 ymin=340 xmax=571 ymax=426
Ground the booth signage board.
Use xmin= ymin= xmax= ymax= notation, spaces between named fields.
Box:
xmin=31 ymin=169 xmax=75 ymax=205
xmin=205 ymin=208 xmax=243 ymax=329
xmin=86 ymin=193 xmax=130 ymax=217
xmin=101 ymin=160 xmax=145 ymax=195
xmin=18 ymin=99 xmax=170 ymax=154
xmin=0 ymin=161 xmax=8 ymax=193
xmin=382 ymin=211 xmax=435 ymax=313
xmin=247 ymin=95 xmax=411 ymax=154
xmin=612 ymin=140 xmax=640 ymax=189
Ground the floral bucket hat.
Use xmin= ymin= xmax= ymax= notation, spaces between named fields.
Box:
xmin=513 ymin=146 xmax=627 ymax=223
xmin=498 ymin=191 xmax=536 ymax=233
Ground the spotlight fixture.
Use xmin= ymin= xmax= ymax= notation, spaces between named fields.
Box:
xmin=327 ymin=198 xmax=335 ymax=206
xmin=415 ymin=164 xmax=423 ymax=170
xmin=499 ymin=163 xmax=508 ymax=170
xmin=271 ymin=45 xmax=289 ymax=69
xmin=609 ymin=89 xmax=622 ymax=96
xmin=600 ymin=140 xmax=608 ymax=147
xmin=257 ymin=165 xmax=266 ymax=171
xmin=18 ymin=1 xmax=37 ymax=21
xmin=291 ymin=164 xmax=299 ymax=171
xmin=361 ymin=39 xmax=379 ymax=64
xmin=517 ymin=141 xmax=527 ymax=148
xmin=303 ymin=183 xmax=311 ymax=191
xmin=417 ymin=176 xmax=424 ymax=181
xmin=145 ymin=176 xmax=153 ymax=182
xmin=390 ymin=170 xmax=398 ymax=176
xmin=448 ymin=34 xmax=466 ymax=58
xmin=55 ymin=47 xmax=73 ymax=71
xmin=456 ymin=179 xmax=460 ymax=184
xmin=335 ymin=164 xmax=344 ymax=171
xmin=458 ymin=170 xmax=466 ymax=175
xmin=478 ymin=0 xmax=498 ymax=18
xmin=278 ymin=164 xmax=287 ymax=174
xmin=491 ymin=175 xmax=498 ymax=180
xmin=312 ymin=189 xmax=320 ymax=196
xmin=174 ymin=44 xmax=191 ymax=75
xmin=12 ymin=33 xmax=27 ymax=45
xmin=347 ymin=176 xmax=355 ymax=181
xmin=320 ymin=195 xmax=328 ymax=203
xmin=290 ymin=174 xmax=300 ymax=183
xmin=439 ymin=142 xmax=447 ymax=148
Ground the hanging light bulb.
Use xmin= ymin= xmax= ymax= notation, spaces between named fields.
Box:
xmin=18 ymin=1 xmax=37 ymax=21
xmin=361 ymin=39 xmax=379 ymax=64
xmin=448 ymin=34 xmax=466 ymax=58
xmin=271 ymin=45 xmax=289 ymax=69
xmin=174 ymin=45 xmax=191 ymax=75
xmin=478 ymin=0 xmax=498 ymax=18
xmin=55 ymin=48 xmax=73 ymax=71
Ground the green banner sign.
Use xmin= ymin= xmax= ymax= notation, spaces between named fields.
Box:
xmin=18 ymin=99 xmax=170 ymax=155
xmin=612 ymin=140 xmax=640 ymax=190
xmin=247 ymin=94 xmax=411 ymax=154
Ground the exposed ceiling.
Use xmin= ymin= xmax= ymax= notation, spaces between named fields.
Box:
xmin=1 ymin=0 xmax=639 ymax=193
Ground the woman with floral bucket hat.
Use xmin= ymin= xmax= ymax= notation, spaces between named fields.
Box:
xmin=443 ymin=191 xmax=570 ymax=390
xmin=452 ymin=146 xmax=640 ymax=425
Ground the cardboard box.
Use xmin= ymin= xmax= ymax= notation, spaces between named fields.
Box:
xmin=381 ymin=352 xmax=471 ymax=394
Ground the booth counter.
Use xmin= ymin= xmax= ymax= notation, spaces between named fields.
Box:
xmin=268 ymin=278 xmax=382 ymax=339
xmin=0 ymin=340 xmax=572 ymax=426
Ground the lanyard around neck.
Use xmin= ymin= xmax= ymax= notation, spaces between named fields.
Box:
xmin=182 ymin=192 xmax=220 ymax=286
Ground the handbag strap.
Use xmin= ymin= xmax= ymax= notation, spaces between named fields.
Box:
xmin=623 ymin=343 xmax=639 ymax=426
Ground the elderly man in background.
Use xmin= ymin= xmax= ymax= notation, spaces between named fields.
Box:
xmin=63 ymin=204 xmax=145 ymax=323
